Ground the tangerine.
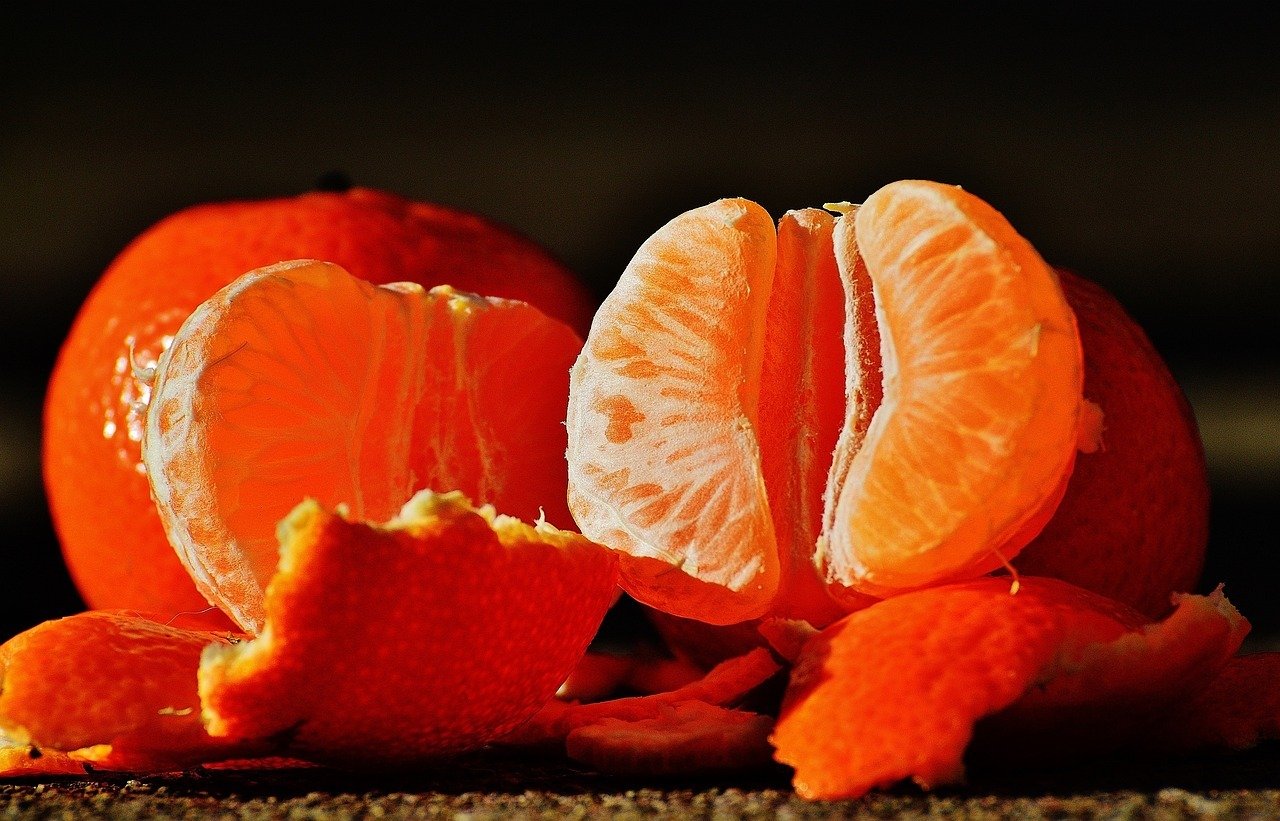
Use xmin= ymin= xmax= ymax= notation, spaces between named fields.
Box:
xmin=44 ymin=187 xmax=593 ymax=623
xmin=566 ymin=182 xmax=1083 ymax=624
xmin=144 ymin=260 xmax=583 ymax=632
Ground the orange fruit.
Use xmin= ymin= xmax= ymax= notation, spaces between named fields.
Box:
xmin=566 ymin=181 xmax=1083 ymax=624
xmin=198 ymin=491 xmax=618 ymax=768
xmin=0 ymin=610 xmax=256 ymax=772
xmin=143 ymin=260 xmax=582 ymax=632
xmin=44 ymin=186 xmax=594 ymax=624
xmin=771 ymin=577 xmax=1246 ymax=800
xmin=1014 ymin=270 xmax=1209 ymax=617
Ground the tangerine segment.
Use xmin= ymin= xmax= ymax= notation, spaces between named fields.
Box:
xmin=566 ymin=701 xmax=775 ymax=776
xmin=772 ymin=577 xmax=1242 ymax=801
xmin=198 ymin=490 xmax=618 ymax=768
xmin=1016 ymin=270 xmax=1209 ymax=617
xmin=145 ymin=260 xmax=582 ymax=633
xmin=757 ymin=209 xmax=850 ymax=626
xmin=567 ymin=199 xmax=780 ymax=624
xmin=822 ymin=181 xmax=1083 ymax=595
xmin=0 ymin=611 xmax=251 ymax=772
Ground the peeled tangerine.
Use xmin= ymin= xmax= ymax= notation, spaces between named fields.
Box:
xmin=567 ymin=181 xmax=1084 ymax=625
xmin=0 ymin=492 xmax=618 ymax=776
xmin=144 ymin=260 xmax=584 ymax=634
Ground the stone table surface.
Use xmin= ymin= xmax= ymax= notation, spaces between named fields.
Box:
xmin=5 ymin=745 xmax=1280 ymax=820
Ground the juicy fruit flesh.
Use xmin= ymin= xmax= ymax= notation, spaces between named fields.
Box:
xmin=146 ymin=260 xmax=582 ymax=633
xmin=43 ymin=187 xmax=596 ymax=621
xmin=821 ymin=182 xmax=1083 ymax=594
xmin=567 ymin=199 xmax=782 ymax=624
xmin=567 ymin=181 xmax=1084 ymax=624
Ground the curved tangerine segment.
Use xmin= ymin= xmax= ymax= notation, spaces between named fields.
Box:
xmin=0 ymin=611 xmax=254 ymax=772
xmin=822 ymin=181 xmax=1084 ymax=595
xmin=567 ymin=199 xmax=781 ymax=624
xmin=198 ymin=490 xmax=618 ymax=769
xmin=757 ymin=209 xmax=852 ymax=626
xmin=772 ymin=577 xmax=1246 ymax=801
xmin=145 ymin=260 xmax=582 ymax=633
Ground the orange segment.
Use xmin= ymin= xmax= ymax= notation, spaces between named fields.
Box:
xmin=772 ymin=577 xmax=1243 ymax=800
xmin=567 ymin=199 xmax=780 ymax=623
xmin=145 ymin=260 xmax=582 ymax=633
xmin=198 ymin=491 xmax=617 ymax=768
xmin=821 ymin=181 xmax=1084 ymax=595
xmin=757 ymin=209 xmax=849 ymax=626
xmin=0 ymin=611 xmax=254 ymax=772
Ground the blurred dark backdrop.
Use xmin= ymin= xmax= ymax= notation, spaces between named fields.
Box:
xmin=1 ymin=5 xmax=1276 ymax=640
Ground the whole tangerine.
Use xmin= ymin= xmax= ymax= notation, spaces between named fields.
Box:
xmin=43 ymin=184 xmax=595 ymax=625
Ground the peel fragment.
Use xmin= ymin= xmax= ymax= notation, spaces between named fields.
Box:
xmin=566 ymin=700 xmax=775 ymax=776
xmin=772 ymin=577 xmax=1246 ymax=800
xmin=0 ymin=611 xmax=260 ymax=774
xmin=504 ymin=647 xmax=781 ymax=747
xmin=198 ymin=490 xmax=618 ymax=768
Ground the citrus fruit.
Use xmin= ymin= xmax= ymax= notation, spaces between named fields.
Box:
xmin=1015 ymin=270 xmax=1209 ymax=617
xmin=44 ymin=186 xmax=594 ymax=623
xmin=566 ymin=181 xmax=1083 ymax=624
xmin=198 ymin=490 xmax=618 ymax=768
xmin=143 ymin=260 xmax=582 ymax=632
xmin=771 ymin=577 xmax=1246 ymax=800
xmin=0 ymin=610 xmax=255 ymax=772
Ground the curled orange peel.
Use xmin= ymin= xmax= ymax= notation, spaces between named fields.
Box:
xmin=566 ymin=700 xmax=775 ymax=776
xmin=772 ymin=577 xmax=1247 ymax=800
xmin=503 ymin=646 xmax=781 ymax=747
xmin=0 ymin=611 xmax=261 ymax=775
xmin=197 ymin=490 xmax=618 ymax=768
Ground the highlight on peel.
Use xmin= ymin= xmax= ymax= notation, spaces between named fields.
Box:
xmin=144 ymin=260 xmax=583 ymax=633
xmin=566 ymin=202 xmax=850 ymax=626
xmin=0 ymin=611 xmax=256 ymax=773
xmin=820 ymin=181 xmax=1084 ymax=595
xmin=198 ymin=490 xmax=618 ymax=768
xmin=772 ymin=577 xmax=1246 ymax=800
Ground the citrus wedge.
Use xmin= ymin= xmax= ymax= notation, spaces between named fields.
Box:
xmin=820 ymin=181 xmax=1083 ymax=595
xmin=144 ymin=260 xmax=582 ymax=632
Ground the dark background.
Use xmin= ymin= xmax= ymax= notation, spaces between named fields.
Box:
xmin=1 ymin=5 xmax=1276 ymax=641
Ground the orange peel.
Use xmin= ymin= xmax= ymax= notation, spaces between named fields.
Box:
xmin=0 ymin=611 xmax=258 ymax=773
xmin=772 ymin=577 xmax=1246 ymax=800
xmin=197 ymin=490 xmax=618 ymax=768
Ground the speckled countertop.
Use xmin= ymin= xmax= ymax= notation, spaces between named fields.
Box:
xmin=5 ymin=745 xmax=1280 ymax=820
